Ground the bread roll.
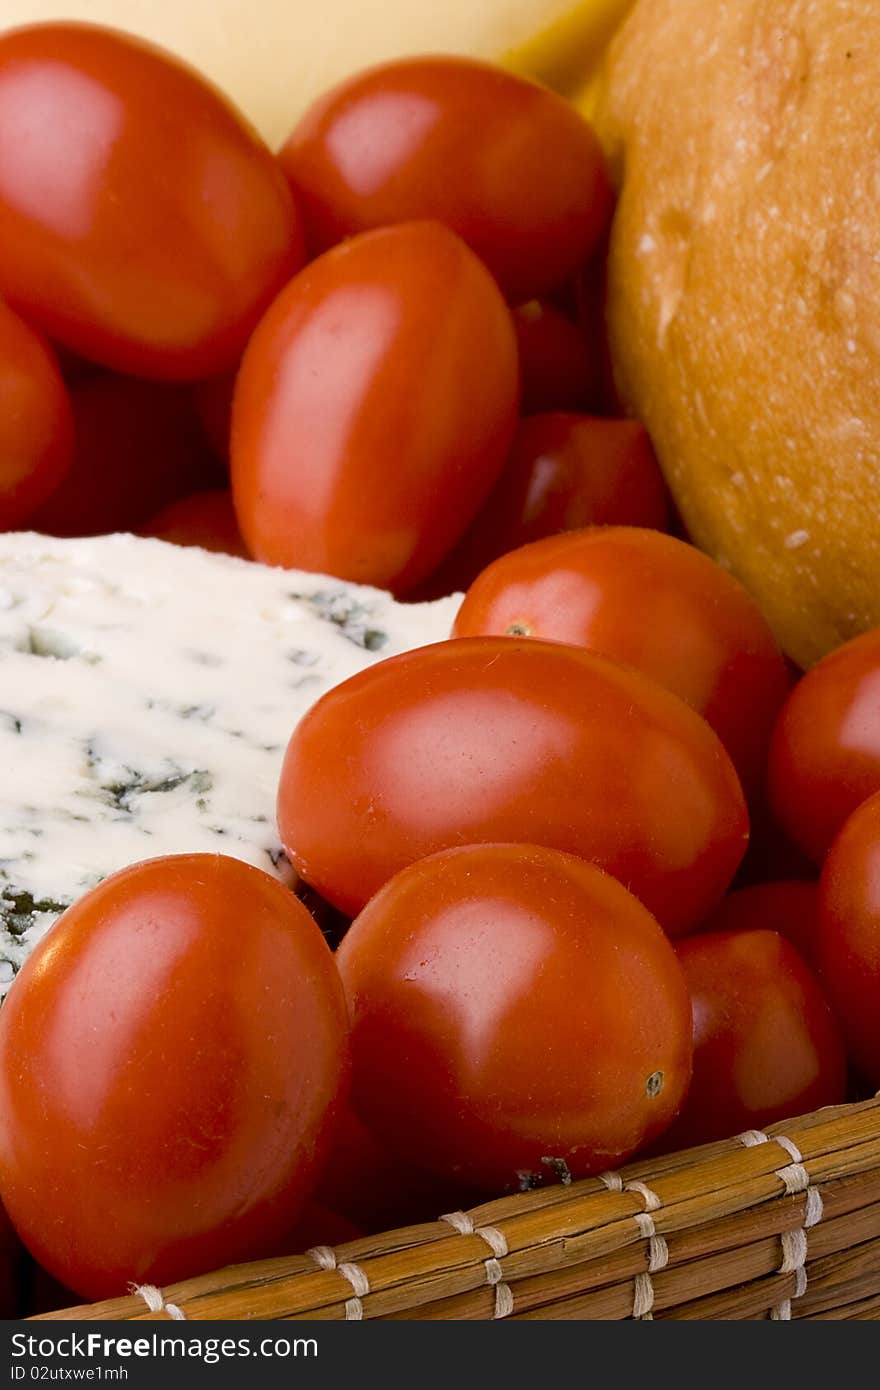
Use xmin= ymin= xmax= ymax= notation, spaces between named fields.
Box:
xmin=595 ymin=0 xmax=880 ymax=667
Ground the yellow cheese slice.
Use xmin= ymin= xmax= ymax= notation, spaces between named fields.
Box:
xmin=1 ymin=1 xmax=635 ymax=145
xmin=0 ymin=0 xmax=628 ymax=147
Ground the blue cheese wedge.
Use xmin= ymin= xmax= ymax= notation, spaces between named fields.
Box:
xmin=0 ymin=532 xmax=459 ymax=991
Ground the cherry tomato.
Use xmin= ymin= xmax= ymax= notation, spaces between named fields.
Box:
xmin=139 ymin=490 xmax=248 ymax=558
xmin=337 ymin=844 xmax=692 ymax=1191
xmin=278 ymin=636 xmax=748 ymax=935
xmin=701 ymin=881 xmax=820 ymax=970
xmin=427 ymin=414 xmax=669 ymax=595
xmin=0 ymin=300 xmax=72 ymax=528
xmin=454 ymin=527 xmax=789 ymax=793
xmin=279 ymin=56 xmax=612 ymax=302
xmin=659 ymin=930 xmax=846 ymax=1151
xmin=818 ymin=790 xmax=880 ymax=1087
xmin=232 ymin=222 xmax=519 ymax=591
xmin=768 ymin=629 xmax=880 ymax=863
xmin=512 ymin=300 xmax=599 ymax=415
xmin=0 ymin=854 xmax=349 ymax=1300
xmin=0 ymin=22 xmax=303 ymax=379
xmin=31 ymin=373 xmax=222 ymax=537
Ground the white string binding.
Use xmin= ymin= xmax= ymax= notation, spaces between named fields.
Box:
xmin=131 ymin=1283 xmax=186 ymax=1321
xmin=598 ymin=1171 xmax=624 ymax=1193
xmin=735 ymin=1129 xmax=824 ymax=1320
xmin=306 ymin=1244 xmax=337 ymax=1271
xmin=306 ymin=1245 xmax=371 ymax=1320
xmin=440 ymin=1210 xmax=514 ymax=1318
xmin=596 ymin=1172 xmax=668 ymax=1319
xmin=627 ymin=1180 xmax=667 ymax=1320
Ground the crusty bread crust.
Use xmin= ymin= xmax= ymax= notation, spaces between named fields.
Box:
xmin=595 ymin=0 xmax=880 ymax=667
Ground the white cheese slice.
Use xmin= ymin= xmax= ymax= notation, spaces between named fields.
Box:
xmin=0 ymin=532 xmax=459 ymax=990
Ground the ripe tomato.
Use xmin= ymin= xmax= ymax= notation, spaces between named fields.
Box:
xmin=279 ymin=56 xmax=612 ymax=302
xmin=278 ymin=636 xmax=748 ymax=935
xmin=31 ymin=373 xmax=221 ymax=537
xmin=818 ymin=790 xmax=880 ymax=1087
xmin=768 ymin=628 xmax=880 ymax=863
xmin=232 ymin=222 xmax=519 ymax=591
xmin=512 ymin=301 xmax=599 ymax=415
xmin=453 ymin=527 xmax=789 ymax=793
xmin=0 ymin=854 xmax=349 ymax=1300
xmin=338 ymin=844 xmax=692 ymax=1191
xmin=140 ymin=490 xmax=248 ymax=558
xmin=701 ymin=881 xmax=820 ymax=970
xmin=0 ymin=23 xmax=303 ymax=379
xmin=0 ymin=300 xmax=72 ymax=529
xmin=660 ymin=930 xmax=846 ymax=1151
xmin=427 ymin=414 xmax=668 ymax=595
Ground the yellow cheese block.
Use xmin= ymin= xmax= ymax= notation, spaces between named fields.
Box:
xmin=0 ymin=0 xmax=629 ymax=147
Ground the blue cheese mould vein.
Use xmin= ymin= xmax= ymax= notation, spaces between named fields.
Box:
xmin=0 ymin=533 xmax=459 ymax=992
xmin=82 ymin=739 xmax=214 ymax=815
xmin=290 ymin=589 xmax=391 ymax=651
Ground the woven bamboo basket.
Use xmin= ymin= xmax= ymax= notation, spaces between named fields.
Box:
xmin=34 ymin=1095 xmax=880 ymax=1321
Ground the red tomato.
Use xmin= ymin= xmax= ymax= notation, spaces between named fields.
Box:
xmin=0 ymin=23 xmax=303 ymax=379
xmin=279 ymin=56 xmax=612 ymax=302
xmin=701 ymin=881 xmax=820 ymax=969
xmin=278 ymin=636 xmax=748 ymax=935
xmin=337 ymin=844 xmax=692 ymax=1191
xmin=660 ymin=930 xmax=846 ymax=1150
xmin=31 ymin=373 xmax=222 ymax=537
xmin=232 ymin=222 xmax=519 ymax=591
xmin=0 ymin=300 xmax=72 ymax=528
xmin=0 ymin=854 xmax=349 ymax=1300
xmin=453 ymin=527 xmax=789 ymax=793
xmin=818 ymin=790 xmax=880 ymax=1087
xmin=768 ymin=627 xmax=880 ymax=862
xmin=139 ymin=490 xmax=248 ymax=558
xmin=427 ymin=414 xmax=669 ymax=595
xmin=512 ymin=300 xmax=599 ymax=415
